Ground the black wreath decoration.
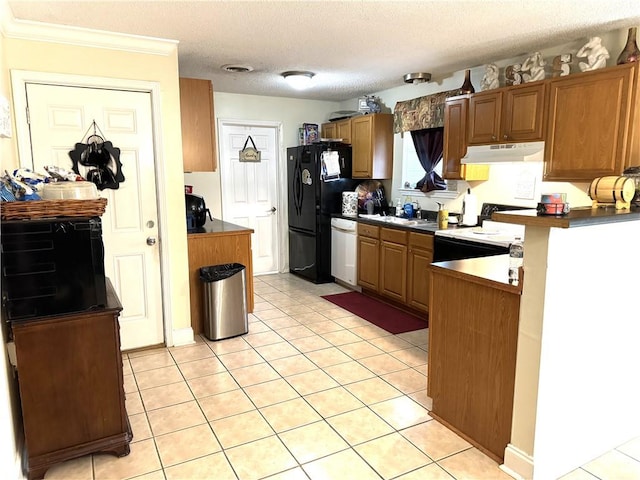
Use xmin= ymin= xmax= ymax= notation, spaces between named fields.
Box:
xmin=68 ymin=121 xmax=124 ymax=190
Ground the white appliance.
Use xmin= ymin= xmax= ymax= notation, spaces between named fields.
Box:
xmin=331 ymin=217 xmax=358 ymax=286
xmin=461 ymin=141 xmax=544 ymax=164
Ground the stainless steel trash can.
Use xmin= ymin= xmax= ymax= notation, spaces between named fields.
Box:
xmin=199 ymin=263 xmax=248 ymax=341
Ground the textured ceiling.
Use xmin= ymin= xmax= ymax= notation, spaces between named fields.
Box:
xmin=7 ymin=0 xmax=640 ymax=101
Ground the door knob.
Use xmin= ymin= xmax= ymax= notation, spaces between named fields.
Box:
xmin=267 ymin=207 xmax=276 ymax=214
xmin=146 ymin=237 xmax=157 ymax=246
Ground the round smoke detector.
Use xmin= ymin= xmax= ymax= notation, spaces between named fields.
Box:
xmin=221 ymin=64 xmax=254 ymax=73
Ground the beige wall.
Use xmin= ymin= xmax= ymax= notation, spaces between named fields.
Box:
xmin=1 ymin=36 xmax=191 ymax=338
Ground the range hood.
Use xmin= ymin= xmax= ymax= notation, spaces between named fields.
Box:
xmin=461 ymin=141 xmax=545 ymax=164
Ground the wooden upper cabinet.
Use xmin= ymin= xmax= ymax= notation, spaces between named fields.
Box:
xmin=544 ymin=63 xmax=636 ymax=181
xmin=321 ymin=122 xmax=337 ymax=139
xmin=336 ymin=119 xmax=352 ymax=144
xmin=179 ymin=77 xmax=217 ymax=172
xmin=443 ymin=96 xmax=489 ymax=181
xmin=468 ymin=82 xmax=545 ymax=145
xmin=351 ymin=113 xmax=393 ymax=179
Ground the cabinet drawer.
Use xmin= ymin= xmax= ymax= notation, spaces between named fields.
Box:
xmin=409 ymin=232 xmax=434 ymax=251
xmin=358 ymin=223 xmax=380 ymax=239
xmin=381 ymin=227 xmax=407 ymax=244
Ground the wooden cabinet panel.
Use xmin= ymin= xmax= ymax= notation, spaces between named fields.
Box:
xmin=357 ymin=236 xmax=380 ymax=291
xmin=503 ymin=83 xmax=546 ymax=141
xmin=180 ymin=77 xmax=217 ymax=172
xmin=13 ymin=284 xmax=131 ymax=480
xmin=379 ymin=239 xmax=407 ymax=303
xmin=443 ymin=97 xmax=489 ymax=181
xmin=337 ymin=119 xmax=352 ymax=144
xmin=544 ymin=63 xmax=635 ymax=181
xmin=321 ymin=122 xmax=337 ymax=139
xmin=429 ymin=269 xmax=520 ymax=461
xmin=352 ymin=113 xmax=393 ymax=179
xmin=407 ymin=233 xmax=434 ymax=313
xmin=468 ymin=92 xmax=502 ymax=144
xmin=187 ymin=229 xmax=254 ymax=334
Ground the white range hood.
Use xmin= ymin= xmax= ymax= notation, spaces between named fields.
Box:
xmin=461 ymin=141 xmax=544 ymax=164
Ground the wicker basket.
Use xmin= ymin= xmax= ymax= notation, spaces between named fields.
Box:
xmin=1 ymin=198 xmax=108 ymax=220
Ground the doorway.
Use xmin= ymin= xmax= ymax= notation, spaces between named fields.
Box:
xmin=11 ymin=74 xmax=165 ymax=350
xmin=218 ymin=120 xmax=282 ymax=275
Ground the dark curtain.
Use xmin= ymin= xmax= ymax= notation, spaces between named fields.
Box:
xmin=411 ymin=127 xmax=446 ymax=192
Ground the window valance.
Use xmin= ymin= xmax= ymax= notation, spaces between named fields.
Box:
xmin=393 ymin=89 xmax=460 ymax=133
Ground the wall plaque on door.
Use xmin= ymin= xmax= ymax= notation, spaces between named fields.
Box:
xmin=239 ymin=136 xmax=261 ymax=162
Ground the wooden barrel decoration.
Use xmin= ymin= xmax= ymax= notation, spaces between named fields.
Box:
xmin=588 ymin=176 xmax=635 ymax=209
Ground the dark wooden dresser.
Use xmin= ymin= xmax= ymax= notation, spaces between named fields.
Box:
xmin=11 ymin=280 xmax=131 ymax=480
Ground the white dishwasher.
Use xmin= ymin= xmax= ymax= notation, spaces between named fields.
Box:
xmin=331 ymin=217 xmax=358 ymax=287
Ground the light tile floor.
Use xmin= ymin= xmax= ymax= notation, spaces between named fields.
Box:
xmin=44 ymin=273 xmax=640 ymax=480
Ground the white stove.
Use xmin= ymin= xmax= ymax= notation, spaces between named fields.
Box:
xmin=435 ymin=220 xmax=525 ymax=248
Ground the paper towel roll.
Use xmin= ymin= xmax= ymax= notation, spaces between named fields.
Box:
xmin=342 ymin=192 xmax=358 ymax=217
xmin=462 ymin=189 xmax=478 ymax=226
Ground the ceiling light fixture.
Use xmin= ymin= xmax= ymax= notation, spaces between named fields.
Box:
xmin=282 ymin=71 xmax=315 ymax=90
xmin=404 ymin=72 xmax=432 ymax=84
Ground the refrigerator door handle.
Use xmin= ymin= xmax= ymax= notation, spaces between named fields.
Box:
xmin=293 ymin=160 xmax=302 ymax=216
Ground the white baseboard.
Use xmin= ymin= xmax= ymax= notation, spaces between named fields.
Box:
xmin=171 ymin=327 xmax=195 ymax=347
xmin=502 ymin=443 xmax=534 ymax=480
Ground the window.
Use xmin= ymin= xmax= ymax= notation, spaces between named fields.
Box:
xmin=401 ymin=133 xmax=443 ymax=189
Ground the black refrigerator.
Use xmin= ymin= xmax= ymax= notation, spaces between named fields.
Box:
xmin=287 ymin=142 xmax=360 ymax=283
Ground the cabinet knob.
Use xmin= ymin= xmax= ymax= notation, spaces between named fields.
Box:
xmin=491 ymin=135 xmax=497 ymax=141
xmin=503 ymin=134 xmax=509 ymax=140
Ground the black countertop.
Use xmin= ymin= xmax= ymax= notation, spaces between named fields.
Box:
xmin=492 ymin=205 xmax=640 ymax=228
xmin=332 ymin=213 xmax=466 ymax=235
xmin=187 ymin=218 xmax=253 ymax=236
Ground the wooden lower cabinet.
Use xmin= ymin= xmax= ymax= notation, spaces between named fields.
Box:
xmin=12 ymin=282 xmax=131 ymax=480
xmin=358 ymin=223 xmax=433 ymax=314
xmin=357 ymin=223 xmax=380 ymax=291
xmin=407 ymin=232 xmax=434 ymax=312
xmin=187 ymin=223 xmax=254 ymax=334
xmin=428 ymin=266 xmax=520 ymax=462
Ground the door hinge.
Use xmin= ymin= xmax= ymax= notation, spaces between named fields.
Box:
xmin=25 ymin=106 xmax=30 ymax=125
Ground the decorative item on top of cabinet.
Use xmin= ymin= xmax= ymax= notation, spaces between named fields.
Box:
xmin=576 ymin=37 xmax=610 ymax=72
xmin=480 ymin=63 xmax=499 ymax=91
xmin=617 ymin=27 xmax=640 ymax=65
xmin=521 ymin=52 xmax=546 ymax=83
xmin=552 ymin=54 xmax=572 ymax=77
xmin=505 ymin=63 xmax=523 ymax=86
xmin=442 ymin=96 xmax=489 ymax=181
xmin=544 ymin=63 xmax=636 ymax=181
xmin=179 ymin=77 xmax=217 ymax=172
xmin=467 ymin=81 xmax=546 ymax=145
xmin=458 ymin=69 xmax=475 ymax=94
xmin=351 ymin=113 xmax=393 ymax=179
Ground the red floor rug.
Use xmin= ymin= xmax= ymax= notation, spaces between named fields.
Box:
xmin=321 ymin=291 xmax=427 ymax=334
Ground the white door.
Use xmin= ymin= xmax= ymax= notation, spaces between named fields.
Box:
xmin=219 ymin=122 xmax=280 ymax=275
xmin=24 ymin=83 xmax=164 ymax=350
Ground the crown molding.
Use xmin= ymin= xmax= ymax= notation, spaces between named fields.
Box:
xmin=1 ymin=5 xmax=177 ymax=56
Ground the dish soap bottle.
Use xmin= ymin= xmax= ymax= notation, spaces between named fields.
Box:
xmin=509 ymin=237 xmax=524 ymax=282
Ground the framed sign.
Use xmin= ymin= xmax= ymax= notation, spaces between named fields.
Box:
xmin=239 ymin=135 xmax=261 ymax=162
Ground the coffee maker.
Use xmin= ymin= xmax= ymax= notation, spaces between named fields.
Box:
xmin=185 ymin=193 xmax=213 ymax=229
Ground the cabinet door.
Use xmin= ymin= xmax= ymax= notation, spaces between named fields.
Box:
xmin=468 ymin=91 xmax=502 ymax=144
xmin=321 ymin=122 xmax=337 ymax=139
xmin=337 ymin=119 xmax=352 ymax=144
xmin=502 ymin=83 xmax=546 ymax=142
xmin=544 ymin=64 xmax=635 ymax=181
xmin=179 ymin=78 xmax=217 ymax=172
xmin=407 ymin=233 xmax=434 ymax=313
xmin=379 ymin=240 xmax=407 ymax=303
xmin=352 ymin=115 xmax=374 ymax=177
xmin=358 ymin=236 xmax=379 ymax=290
xmin=443 ymin=97 xmax=467 ymax=180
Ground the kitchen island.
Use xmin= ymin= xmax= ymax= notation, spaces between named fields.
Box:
xmin=428 ymin=255 xmax=521 ymax=462
xmin=187 ymin=219 xmax=254 ymax=335
xmin=492 ymin=206 xmax=640 ymax=479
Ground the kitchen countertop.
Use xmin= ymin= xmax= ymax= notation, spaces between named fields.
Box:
xmin=187 ymin=218 xmax=254 ymax=236
xmin=492 ymin=205 xmax=640 ymax=228
xmin=430 ymin=254 xmax=522 ymax=294
xmin=334 ymin=213 xmax=464 ymax=234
